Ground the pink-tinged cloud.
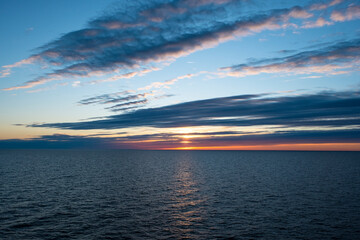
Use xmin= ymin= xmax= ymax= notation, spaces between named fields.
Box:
xmin=309 ymin=0 xmax=343 ymax=11
xmin=2 ymin=76 xmax=59 ymax=91
xmin=0 ymin=69 xmax=11 ymax=78
xmin=2 ymin=56 xmax=39 ymax=69
xmin=86 ymin=67 xmax=160 ymax=86
xmin=140 ymin=0 xmax=235 ymax=22
xmin=285 ymin=8 xmax=313 ymax=19
xmin=26 ymin=82 xmax=69 ymax=93
xmin=302 ymin=17 xmax=333 ymax=28
xmin=331 ymin=5 xmax=360 ymax=22
xmin=2 ymin=1 xmax=347 ymax=91
xmin=221 ymin=38 xmax=360 ymax=78
xmin=222 ymin=63 xmax=356 ymax=78
xmin=1 ymin=56 xmax=40 ymax=79
xmin=138 ymin=73 xmax=198 ymax=91
xmin=101 ymin=21 xmax=144 ymax=30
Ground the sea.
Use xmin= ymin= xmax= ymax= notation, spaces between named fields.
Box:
xmin=1 ymin=150 xmax=359 ymax=239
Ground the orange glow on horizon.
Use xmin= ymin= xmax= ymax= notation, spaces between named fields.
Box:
xmin=161 ymin=143 xmax=360 ymax=151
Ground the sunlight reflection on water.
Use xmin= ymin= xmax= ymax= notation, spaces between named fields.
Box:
xmin=169 ymin=152 xmax=207 ymax=237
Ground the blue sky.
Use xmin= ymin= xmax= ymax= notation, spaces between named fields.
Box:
xmin=0 ymin=0 xmax=359 ymax=150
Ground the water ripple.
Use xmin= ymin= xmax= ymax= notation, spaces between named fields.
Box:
xmin=1 ymin=150 xmax=360 ymax=239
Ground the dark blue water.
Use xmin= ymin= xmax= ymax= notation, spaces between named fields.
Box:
xmin=1 ymin=150 xmax=359 ymax=239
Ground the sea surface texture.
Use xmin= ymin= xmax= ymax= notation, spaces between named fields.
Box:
xmin=1 ymin=150 xmax=359 ymax=239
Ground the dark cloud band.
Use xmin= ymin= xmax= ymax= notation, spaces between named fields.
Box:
xmin=28 ymin=90 xmax=360 ymax=130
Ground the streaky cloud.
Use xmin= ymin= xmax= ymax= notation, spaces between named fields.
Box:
xmin=137 ymin=73 xmax=199 ymax=91
xmin=28 ymin=90 xmax=360 ymax=130
xmin=309 ymin=0 xmax=344 ymax=11
xmin=78 ymin=89 xmax=174 ymax=112
xmin=78 ymin=90 xmax=136 ymax=105
xmin=0 ymin=134 xmax=122 ymax=149
xmin=3 ymin=0 xmax=338 ymax=91
xmin=221 ymin=37 xmax=360 ymax=77
xmin=105 ymin=99 xmax=149 ymax=112
xmin=78 ymin=90 xmax=158 ymax=112
xmin=1 ymin=128 xmax=360 ymax=149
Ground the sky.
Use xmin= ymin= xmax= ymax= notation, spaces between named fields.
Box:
xmin=0 ymin=0 xmax=359 ymax=150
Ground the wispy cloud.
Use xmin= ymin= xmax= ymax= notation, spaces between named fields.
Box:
xmin=309 ymin=0 xmax=344 ymax=11
xmin=105 ymin=99 xmax=149 ymax=112
xmin=3 ymin=0 xmax=347 ymax=91
xmin=78 ymin=90 xmax=136 ymax=105
xmin=138 ymin=73 xmax=199 ymax=91
xmin=28 ymin=90 xmax=360 ymax=130
xmin=0 ymin=69 xmax=11 ymax=78
xmin=26 ymin=82 xmax=69 ymax=93
xmin=0 ymin=56 xmax=40 ymax=80
xmin=78 ymin=91 xmax=155 ymax=112
xmin=85 ymin=67 xmax=160 ymax=86
xmin=220 ymin=37 xmax=360 ymax=77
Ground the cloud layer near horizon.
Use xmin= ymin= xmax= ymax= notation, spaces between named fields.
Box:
xmin=28 ymin=90 xmax=360 ymax=130
xmin=3 ymin=89 xmax=360 ymax=149
xmin=1 ymin=128 xmax=359 ymax=149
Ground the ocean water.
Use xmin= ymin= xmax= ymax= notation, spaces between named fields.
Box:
xmin=0 ymin=150 xmax=359 ymax=239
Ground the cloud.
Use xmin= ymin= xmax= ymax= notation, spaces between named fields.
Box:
xmin=2 ymin=56 xmax=39 ymax=69
xmin=309 ymin=0 xmax=343 ymax=11
xmin=221 ymin=37 xmax=360 ymax=77
xmin=331 ymin=4 xmax=360 ymax=22
xmin=0 ymin=56 xmax=40 ymax=81
xmin=78 ymin=90 xmax=136 ymax=105
xmin=85 ymin=67 xmax=160 ymax=86
xmin=3 ymin=0 xmax=334 ymax=91
xmin=3 ymin=74 xmax=62 ymax=91
xmin=138 ymin=73 xmax=198 ymax=91
xmin=26 ymin=82 xmax=69 ymax=93
xmin=76 ymin=71 xmax=203 ymax=113
xmin=77 ymin=88 xmax=175 ymax=112
xmin=0 ymin=69 xmax=11 ymax=78
xmin=302 ymin=17 xmax=333 ymax=28
xmin=177 ymin=129 xmax=360 ymax=147
xmin=79 ymin=91 xmax=153 ymax=112
xmin=27 ymin=90 xmax=360 ymax=131
xmin=105 ymin=99 xmax=149 ymax=112
xmin=1 ymin=128 xmax=359 ymax=150
xmin=0 ymin=134 xmax=122 ymax=149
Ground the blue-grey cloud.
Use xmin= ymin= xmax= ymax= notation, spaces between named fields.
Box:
xmin=78 ymin=91 xmax=149 ymax=111
xmin=78 ymin=90 xmax=134 ymax=105
xmin=78 ymin=91 xmax=174 ymax=112
xmin=105 ymin=99 xmax=149 ymax=112
xmin=221 ymin=37 xmax=360 ymax=77
xmin=4 ymin=0 xmax=334 ymax=91
xmin=27 ymin=91 xmax=360 ymax=130
xmin=0 ymin=134 xmax=120 ymax=149
xmin=192 ymin=129 xmax=360 ymax=145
